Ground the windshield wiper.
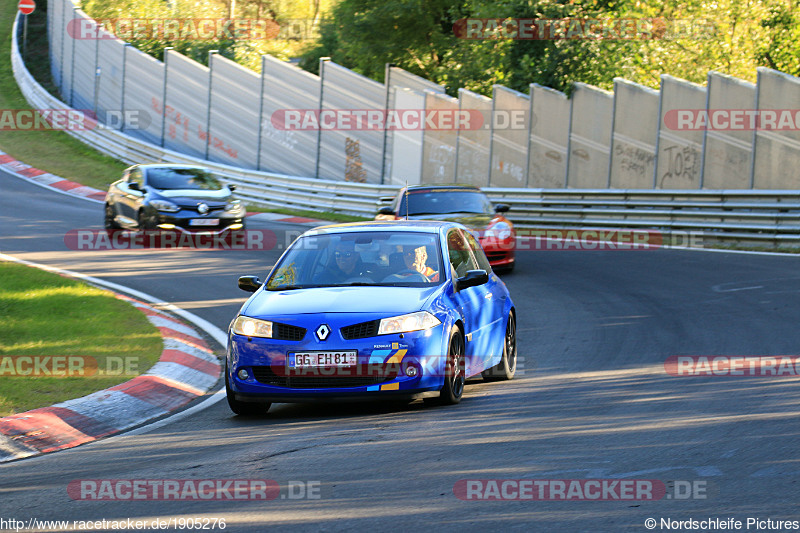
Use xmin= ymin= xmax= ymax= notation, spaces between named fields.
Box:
xmin=268 ymin=284 xmax=309 ymax=291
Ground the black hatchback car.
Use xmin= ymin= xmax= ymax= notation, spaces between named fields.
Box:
xmin=104 ymin=164 xmax=245 ymax=232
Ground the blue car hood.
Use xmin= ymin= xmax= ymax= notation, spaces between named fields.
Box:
xmin=242 ymin=285 xmax=441 ymax=317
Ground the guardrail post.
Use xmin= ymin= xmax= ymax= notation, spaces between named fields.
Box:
xmin=564 ymin=89 xmax=574 ymax=188
xmin=380 ymin=63 xmax=393 ymax=184
xmin=653 ymin=75 xmax=664 ymax=189
xmin=59 ymin=0 xmax=68 ymax=97
xmin=256 ymin=55 xmax=267 ymax=171
xmin=524 ymin=87 xmax=533 ymax=187
xmin=316 ymin=57 xmax=330 ymax=179
xmin=454 ymin=88 xmax=462 ymax=184
xmin=205 ymin=50 xmax=218 ymax=160
xmin=69 ymin=7 xmax=78 ymax=107
xmin=487 ymin=86 xmax=496 ymax=186
xmin=607 ymin=81 xmax=618 ymax=189
xmin=160 ymin=47 xmax=172 ymax=147
xmin=93 ymin=22 xmax=101 ymax=117
xmin=749 ymin=70 xmax=761 ymax=190
xmin=699 ymin=71 xmax=711 ymax=189
xmin=120 ymin=44 xmax=129 ymax=133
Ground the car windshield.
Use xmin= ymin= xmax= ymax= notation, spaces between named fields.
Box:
xmin=146 ymin=167 xmax=223 ymax=191
xmin=398 ymin=190 xmax=493 ymax=216
xmin=266 ymin=231 xmax=444 ymax=290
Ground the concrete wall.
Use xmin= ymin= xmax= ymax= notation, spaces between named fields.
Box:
xmin=528 ymin=84 xmax=569 ymax=188
xmin=489 ymin=86 xmax=530 ymax=187
xmin=609 ymin=79 xmax=659 ymax=188
xmin=656 ymin=75 xmax=706 ymax=189
xmin=752 ymin=68 xmax=800 ymax=189
xmin=567 ymin=83 xmax=613 ymax=188
xmin=702 ymin=72 xmax=756 ymax=189
xmin=49 ymin=0 xmax=800 ymax=191
xmin=456 ymin=89 xmax=491 ymax=187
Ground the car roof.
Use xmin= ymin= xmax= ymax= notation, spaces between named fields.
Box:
xmin=304 ymin=220 xmax=460 ymax=236
xmin=404 ymin=184 xmax=482 ymax=193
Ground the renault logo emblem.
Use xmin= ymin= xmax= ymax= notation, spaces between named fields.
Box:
xmin=315 ymin=324 xmax=330 ymax=341
xmin=197 ymin=203 xmax=209 ymax=214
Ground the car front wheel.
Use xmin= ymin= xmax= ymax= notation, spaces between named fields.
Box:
xmin=427 ymin=327 xmax=465 ymax=406
xmin=104 ymin=203 xmax=120 ymax=230
xmin=225 ymin=365 xmax=271 ymax=416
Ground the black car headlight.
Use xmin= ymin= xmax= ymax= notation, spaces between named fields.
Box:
xmin=150 ymin=199 xmax=180 ymax=213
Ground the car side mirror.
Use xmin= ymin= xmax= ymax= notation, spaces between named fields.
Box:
xmin=378 ymin=206 xmax=395 ymax=215
xmin=494 ymin=203 xmax=510 ymax=213
xmin=128 ymin=182 xmax=142 ymax=192
xmin=455 ymin=269 xmax=489 ymax=291
xmin=228 ymin=184 xmax=237 ymax=192
xmin=238 ymin=275 xmax=262 ymax=293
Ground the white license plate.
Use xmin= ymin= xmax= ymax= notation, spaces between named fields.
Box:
xmin=289 ymin=351 xmax=358 ymax=368
xmin=189 ymin=218 xmax=219 ymax=226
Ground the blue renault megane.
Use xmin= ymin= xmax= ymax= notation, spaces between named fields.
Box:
xmin=225 ymin=220 xmax=516 ymax=415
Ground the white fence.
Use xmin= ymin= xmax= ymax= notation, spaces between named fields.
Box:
xmin=34 ymin=0 xmax=800 ymax=190
xmin=11 ymin=13 xmax=800 ymax=247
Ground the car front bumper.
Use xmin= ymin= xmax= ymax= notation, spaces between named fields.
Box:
xmin=227 ymin=318 xmax=450 ymax=401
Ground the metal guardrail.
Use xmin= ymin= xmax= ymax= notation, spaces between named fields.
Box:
xmin=10 ymin=14 xmax=800 ymax=247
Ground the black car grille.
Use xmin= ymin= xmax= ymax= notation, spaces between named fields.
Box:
xmin=251 ymin=366 xmax=395 ymax=389
xmin=273 ymin=323 xmax=306 ymax=341
xmin=341 ymin=319 xmax=380 ymax=340
xmin=485 ymin=251 xmax=508 ymax=262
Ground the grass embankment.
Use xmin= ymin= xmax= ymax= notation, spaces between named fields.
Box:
xmin=0 ymin=0 xmax=126 ymax=191
xmin=0 ymin=262 xmax=162 ymax=416
xmin=0 ymin=3 xmax=363 ymax=221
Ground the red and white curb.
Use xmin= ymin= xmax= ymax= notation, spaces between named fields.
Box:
xmin=0 ymin=256 xmax=224 ymax=463
xmin=0 ymin=149 xmax=326 ymax=226
xmin=0 ymin=150 xmax=108 ymax=203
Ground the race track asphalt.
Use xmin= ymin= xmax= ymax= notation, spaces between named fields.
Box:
xmin=2 ymin=170 xmax=800 ymax=532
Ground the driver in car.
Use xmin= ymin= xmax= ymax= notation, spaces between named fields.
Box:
xmin=326 ymin=241 xmax=369 ymax=284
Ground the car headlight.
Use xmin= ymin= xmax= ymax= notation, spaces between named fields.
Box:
xmin=232 ymin=316 xmax=273 ymax=338
xmin=378 ymin=311 xmax=441 ymax=335
xmin=485 ymin=221 xmax=512 ymax=241
xmin=150 ymin=199 xmax=180 ymax=213
xmin=225 ymin=200 xmax=243 ymax=213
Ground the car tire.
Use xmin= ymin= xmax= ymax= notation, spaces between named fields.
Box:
xmin=137 ymin=210 xmax=156 ymax=231
xmin=427 ymin=327 xmax=465 ymax=406
xmin=104 ymin=203 xmax=121 ymax=230
xmin=225 ymin=366 xmax=271 ymax=416
xmin=482 ymin=311 xmax=517 ymax=382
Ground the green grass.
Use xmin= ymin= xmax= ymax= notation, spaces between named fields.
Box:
xmin=0 ymin=1 xmax=127 ymax=191
xmin=0 ymin=262 xmax=162 ymax=416
xmin=0 ymin=3 xmax=369 ymax=222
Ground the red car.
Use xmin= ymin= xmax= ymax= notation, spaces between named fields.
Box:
xmin=376 ymin=185 xmax=515 ymax=272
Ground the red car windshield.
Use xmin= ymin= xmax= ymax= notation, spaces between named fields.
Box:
xmin=398 ymin=190 xmax=493 ymax=216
